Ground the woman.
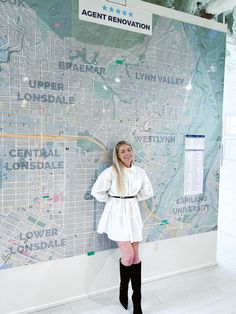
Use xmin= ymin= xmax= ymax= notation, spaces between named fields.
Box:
xmin=91 ymin=140 xmax=153 ymax=314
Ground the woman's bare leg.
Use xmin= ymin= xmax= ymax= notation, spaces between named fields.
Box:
xmin=132 ymin=242 xmax=140 ymax=264
xmin=117 ymin=241 xmax=134 ymax=266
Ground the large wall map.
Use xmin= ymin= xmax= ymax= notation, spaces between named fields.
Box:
xmin=0 ymin=0 xmax=225 ymax=269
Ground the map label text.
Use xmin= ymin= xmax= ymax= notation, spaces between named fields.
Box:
xmin=136 ymin=72 xmax=184 ymax=85
xmin=58 ymin=61 xmax=106 ymax=75
xmin=0 ymin=0 xmax=25 ymax=7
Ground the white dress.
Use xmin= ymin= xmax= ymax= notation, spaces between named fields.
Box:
xmin=91 ymin=164 xmax=153 ymax=243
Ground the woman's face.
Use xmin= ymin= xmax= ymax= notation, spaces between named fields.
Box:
xmin=118 ymin=144 xmax=134 ymax=168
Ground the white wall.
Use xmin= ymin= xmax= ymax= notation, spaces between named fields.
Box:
xmin=0 ymin=232 xmax=217 ymax=314
xmin=222 ymin=13 xmax=236 ymax=160
xmin=0 ymin=2 xmax=226 ymax=314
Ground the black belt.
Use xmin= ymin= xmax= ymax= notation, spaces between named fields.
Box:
xmin=109 ymin=195 xmax=136 ymax=199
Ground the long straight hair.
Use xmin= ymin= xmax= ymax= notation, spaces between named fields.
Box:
xmin=112 ymin=140 xmax=133 ymax=195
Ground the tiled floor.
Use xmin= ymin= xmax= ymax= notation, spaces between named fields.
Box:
xmin=31 ymin=160 xmax=236 ymax=314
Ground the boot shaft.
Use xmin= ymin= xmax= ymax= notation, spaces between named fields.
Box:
xmin=131 ymin=261 xmax=142 ymax=288
xmin=119 ymin=258 xmax=133 ymax=310
xmin=131 ymin=262 xmax=142 ymax=314
xmin=119 ymin=258 xmax=133 ymax=285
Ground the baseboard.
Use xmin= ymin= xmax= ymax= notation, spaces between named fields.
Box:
xmin=142 ymin=261 xmax=218 ymax=284
xmin=12 ymin=261 xmax=217 ymax=314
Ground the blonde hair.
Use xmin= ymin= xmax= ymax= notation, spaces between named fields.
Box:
xmin=112 ymin=140 xmax=133 ymax=195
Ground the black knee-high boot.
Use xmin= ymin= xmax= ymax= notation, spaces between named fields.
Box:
xmin=119 ymin=258 xmax=132 ymax=310
xmin=131 ymin=261 xmax=142 ymax=314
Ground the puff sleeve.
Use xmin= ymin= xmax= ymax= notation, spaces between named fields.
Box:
xmin=136 ymin=170 xmax=153 ymax=201
xmin=91 ymin=167 xmax=113 ymax=203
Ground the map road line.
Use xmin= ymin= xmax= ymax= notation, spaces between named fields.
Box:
xmin=0 ymin=133 xmax=107 ymax=151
